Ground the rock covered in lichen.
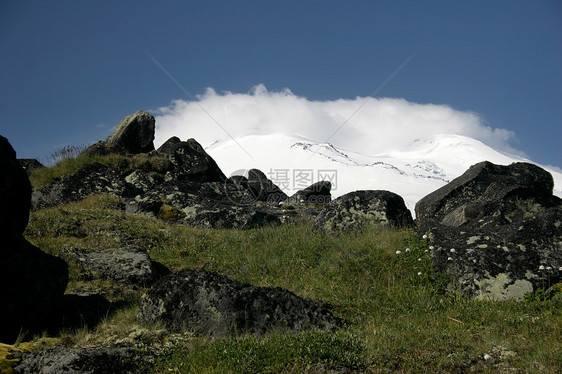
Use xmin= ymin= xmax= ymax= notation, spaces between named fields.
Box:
xmin=313 ymin=190 xmax=415 ymax=233
xmin=138 ymin=269 xmax=342 ymax=337
xmin=416 ymin=161 xmax=562 ymax=300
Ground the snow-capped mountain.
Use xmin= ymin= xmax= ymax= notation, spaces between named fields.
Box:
xmin=205 ymin=133 xmax=562 ymax=214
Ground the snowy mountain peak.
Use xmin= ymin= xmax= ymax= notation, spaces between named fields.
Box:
xmin=205 ymin=133 xmax=562 ymax=213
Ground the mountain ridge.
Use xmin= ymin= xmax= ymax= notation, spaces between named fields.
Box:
xmin=203 ymin=133 xmax=562 ymax=213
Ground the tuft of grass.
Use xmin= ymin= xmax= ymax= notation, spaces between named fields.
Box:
xmin=153 ymin=330 xmax=364 ymax=374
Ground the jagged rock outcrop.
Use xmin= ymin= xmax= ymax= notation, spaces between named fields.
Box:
xmin=138 ymin=269 xmax=342 ymax=337
xmin=158 ymin=137 xmax=226 ymax=183
xmin=31 ymin=163 xmax=129 ymax=210
xmin=289 ymin=181 xmax=332 ymax=204
xmin=15 ymin=346 xmax=151 ymax=374
xmin=247 ymin=168 xmax=288 ymax=204
xmin=313 ymin=190 xmax=415 ymax=233
xmin=81 ymin=111 xmax=156 ymax=157
xmin=416 ymin=161 xmax=562 ymax=300
xmin=65 ymin=247 xmax=170 ymax=286
xmin=0 ymin=136 xmax=68 ymax=342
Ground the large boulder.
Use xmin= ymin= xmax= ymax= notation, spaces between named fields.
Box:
xmin=106 ymin=111 xmax=156 ymax=154
xmin=15 ymin=346 xmax=151 ymax=374
xmin=247 ymin=168 xmax=288 ymax=204
xmin=415 ymin=161 xmax=562 ymax=300
xmin=0 ymin=135 xmax=32 ymax=240
xmin=80 ymin=111 xmax=156 ymax=157
xmin=157 ymin=137 xmax=226 ymax=183
xmin=66 ymin=247 xmax=170 ymax=286
xmin=313 ymin=190 xmax=415 ymax=233
xmin=0 ymin=238 xmax=68 ymax=342
xmin=31 ymin=163 xmax=129 ymax=210
xmin=0 ymin=136 xmax=69 ymax=342
xmin=138 ymin=269 xmax=341 ymax=337
xmin=289 ymin=181 xmax=332 ymax=205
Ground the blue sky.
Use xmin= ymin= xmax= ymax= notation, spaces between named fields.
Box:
xmin=1 ymin=0 xmax=560 ymax=167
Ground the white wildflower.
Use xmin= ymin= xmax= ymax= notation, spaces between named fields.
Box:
xmin=396 ymin=250 xmax=402 ymax=255
xmin=405 ymin=248 xmax=411 ymax=252
xmin=429 ymin=246 xmax=434 ymax=250
xmin=418 ymin=258 xmax=422 ymax=262
xmin=483 ymin=354 xmax=492 ymax=361
xmin=422 ymin=234 xmax=428 ymax=239
xmin=417 ymin=272 xmax=422 ymax=276
xmin=447 ymin=257 xmax=453 ymax=261
xmin=539 ymin=265 xmax=545 ymax=270
xmin=424 ymin=249 xmax=429 ymax=253
xmin=546 ymin=266 xmax=552 ymax=271
xmin=559 ymin=267 xmax=562 ymax=271
xmin=450 ymin=248 xmax=456 ymax=253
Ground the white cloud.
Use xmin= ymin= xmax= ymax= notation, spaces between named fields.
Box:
xmin=154 ymin=84 xmax=523 ymax=157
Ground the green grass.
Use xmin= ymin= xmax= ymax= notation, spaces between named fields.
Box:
xmin=18 ymin=194 xmax=562 ymax=373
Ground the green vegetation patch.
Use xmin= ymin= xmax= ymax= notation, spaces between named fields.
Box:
xmin=18 ymin=194 xmax=562 ymax=373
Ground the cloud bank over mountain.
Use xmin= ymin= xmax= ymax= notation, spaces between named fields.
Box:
xmin=154 ymin=84 xmax=523 ymax=157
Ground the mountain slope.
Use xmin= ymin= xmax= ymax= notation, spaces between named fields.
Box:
xmin=205 ymin=134 xmax=562 ymax=213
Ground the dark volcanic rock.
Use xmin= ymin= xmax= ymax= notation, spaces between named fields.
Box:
xmin=289 ymin=181 xmax=332 ymax=204
xmin=156 ymin=136 xmax=181 ymax=154
xmin=106 ymin=110 xmax=156 ymax=154
xmin=0 ymin=135 xmax=32 ymax=239
xmin=158 ymin=138 xmax=226 ymax=183
xmin=18 ymin=158 xmax=45 ymax=175
xmin=313 ymin=190 xmax=415 ymax=233
xmin=80 ymin=111 xmax=155 ymax=157
xmin=67 ymin=247 xmax=170 ymax=286
xmin=138 ymin=269 xmax=341 ymax=337
xmin=15 ymin=346 xmax=151 ymax=374
xmin=0 ymin=136 xmax=69 ymax=342
xmin=0 ymin=238 xmax=68 ymax=342
xmin=247 ymin=168 xmax=288 ymax=204
xmin=31 ymin=163 xmax=128 ymax=210
xmin=415 ymin=161 xmax=562 ymax=300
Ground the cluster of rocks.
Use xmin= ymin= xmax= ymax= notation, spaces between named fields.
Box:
xmin=3 ymin=109 xmax=562 ymax=371
xmin=30 ymin=111 xmax=413 ymax=231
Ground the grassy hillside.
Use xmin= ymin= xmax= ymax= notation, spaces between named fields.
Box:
xmin=15 ymin=192 xmax=561 ymax=373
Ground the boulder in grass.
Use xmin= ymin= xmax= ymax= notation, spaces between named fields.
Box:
xmin=313 ymin=190 xmax=415 ymax=233
xmin=289 ymin=181 xmax=332 ymax=205
xmin=415 ymin=161 xmax=562 ymax=300
xmin=15 ymin=346 xmax=151 ymax=374
xmin=67 ymin=247 xmax=170 ymax=286
xmin=247 ymin=168 xmax=288 ymax=204
xmin=138 ymin=269 xmax=341 ymax=338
